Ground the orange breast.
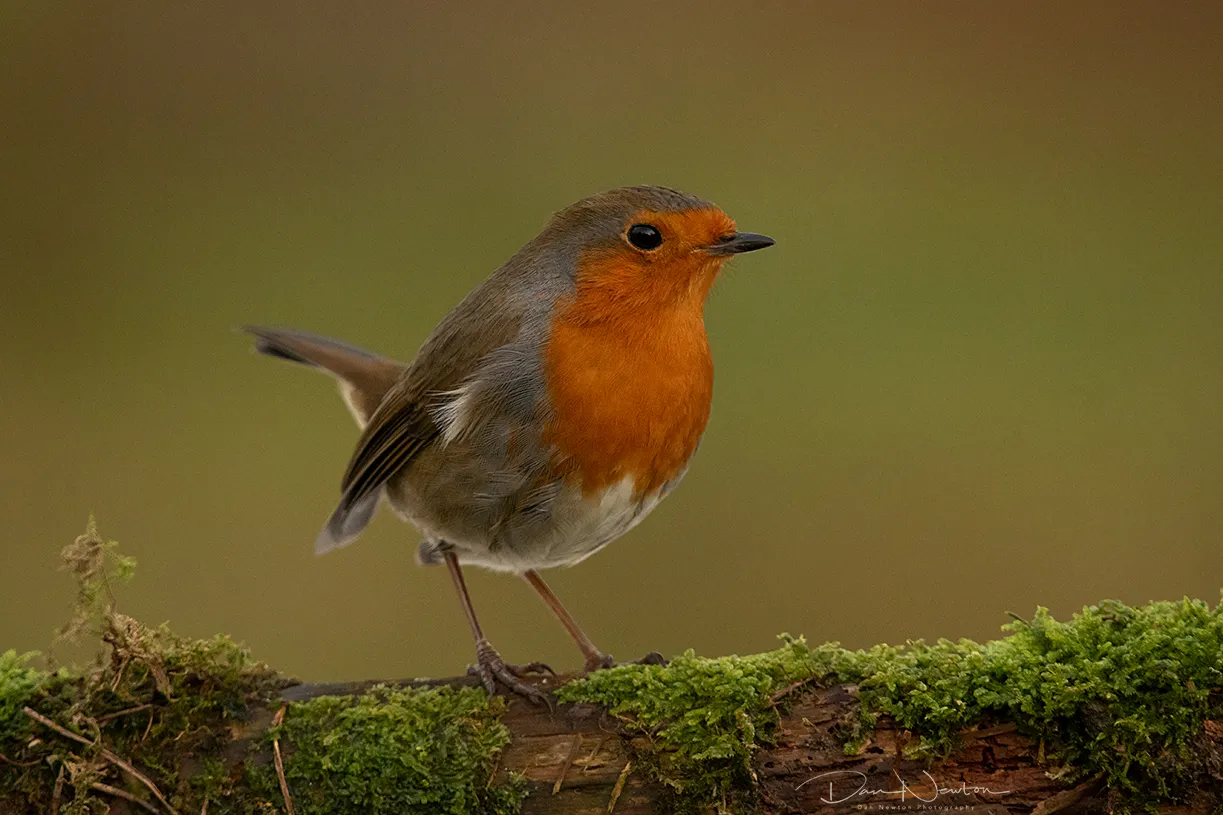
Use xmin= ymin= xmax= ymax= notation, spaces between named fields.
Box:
xmin=542 ymin=251 xmax=719 ymax=497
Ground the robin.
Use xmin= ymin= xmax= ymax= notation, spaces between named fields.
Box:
xmin=245 ymin=186 xmax=773 ymax=701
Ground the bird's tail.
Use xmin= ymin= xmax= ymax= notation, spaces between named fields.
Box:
xmin=243 ymin=325 xmax=406 ymax=427
xmin=244 ymin=325 xmax=409 ymax=554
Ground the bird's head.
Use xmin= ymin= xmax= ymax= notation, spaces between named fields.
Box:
xmin=538 ymin=186 xmax=774 ymax=323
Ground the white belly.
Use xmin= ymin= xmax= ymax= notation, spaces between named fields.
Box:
xmin=407 ymin=473 xmax=682 ymax=573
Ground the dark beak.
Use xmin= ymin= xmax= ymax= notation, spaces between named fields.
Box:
xmin=705 ymin=231 xmax=776 ymax=256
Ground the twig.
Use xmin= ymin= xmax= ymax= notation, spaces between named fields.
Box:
xmin=97 ymin=703 xmax=153 ymax=724
xmin=51 ymin=764 xmax=65 ymax=815
xmin=24 ymin=706 xmax=99 ymax=749
xmin=109 ymin=653 xmax=131 ymax=693
xmin=581 ymin=736 xmax=607 ymax=775
xmin=485 ymin=744 xmax=504 ymax=788
xmin=0 ymin=751 xmax=40 ymax=767
xmin=142 ymin=709 xmax=156 ymax=742
xmin=959 ymin=722 xmax=1018 ymax=740
xmin=91 ymin=781 xmax=161 ymax=814
xmin=769 ymin=678 xmax=817 ymax=704
xmin=553 ymin=734 xmax=583 ymax=794
xmin=607 ymin=759 xmax=632 ymax=813
xmin=24 ymin=706 xmax=180 ymax=815
xmin=271 ymin=705 xmax=295 ymax=815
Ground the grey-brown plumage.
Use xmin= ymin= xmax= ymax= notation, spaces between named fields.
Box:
xmin=244 ymin=185 xmax=773 ymax=698
xmin=247 ymin=186 xmax=716 ymax=565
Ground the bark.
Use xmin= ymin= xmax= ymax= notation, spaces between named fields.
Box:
xmin=278 ymin=677 xmax=1217 ymax=815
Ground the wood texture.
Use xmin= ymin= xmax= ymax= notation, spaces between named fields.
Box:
xmin=15 ymin=674 xmax=1215 ymax=814
xmin=279 ymin=676 xmax=1217 ymax=815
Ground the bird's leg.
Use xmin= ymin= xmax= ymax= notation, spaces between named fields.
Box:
xmin=443 ymin=551 xmax=552 ymax=704
xmin=522 ymin=569 xmax=665 ymax=673
xmin=521 ymin=569 xmax=610 ymax=671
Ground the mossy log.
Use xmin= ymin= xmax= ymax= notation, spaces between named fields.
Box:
xmin=6 ymin=637 xmax=1223 ymax=814
xmin=5 ymin=525 xmax=1223 ymax=814
xmin=275 ymin=675 xmax=1217 ymax=815
xmin=10 ymin=670 xmax=1214 ymax=815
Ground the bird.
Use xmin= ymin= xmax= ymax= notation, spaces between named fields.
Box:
xmin=244 ymin=185 xmax=774 ymax=701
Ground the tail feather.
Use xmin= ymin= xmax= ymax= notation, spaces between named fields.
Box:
xmin=314 ymin=490 xmax=380 ymax=555
xmin=243 ymin=325 xmax=406 ymax=426
xmin=250 ymin=334 xmax=322 ymax=365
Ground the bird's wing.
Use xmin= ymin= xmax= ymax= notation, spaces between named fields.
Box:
xmin=315 ymin=273 xmax=532 ymax=554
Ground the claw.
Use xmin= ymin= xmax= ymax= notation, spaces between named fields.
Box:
xmin=469 ymin=639 xmax=554 ymax=706
xmin=584 ymin=652 xmax=616 ymax=673
xmin=583 ymin=650 xmax=669 ymax=673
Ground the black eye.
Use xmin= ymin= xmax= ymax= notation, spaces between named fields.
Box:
xmin=627 ymin=223 xmax=663 ymax=251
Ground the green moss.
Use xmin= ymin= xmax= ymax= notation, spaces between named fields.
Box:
xmin=243 ymin=685 xmax=524 ymax=815
xmin=0 ymin=522 xmax=285 ymax=811
xmin=0 ymin=650 xmax=49 ymax=755
xmin=86 ymin=623 xmax=286 ymax=787
xmin=7 ymin=520 xmax=1223 ymax=815
xmin=560 ymin=600 xmax=1223 ymax=813
xmin=839 ymin=599 xmax=1223 ymax=806
xmin=556 ymin=638 xmax=844 ymax=812
xmin=2 ymin=618 xmax=287 ymax=811
xmin=1 ymin=522 xmax=525 ymax=814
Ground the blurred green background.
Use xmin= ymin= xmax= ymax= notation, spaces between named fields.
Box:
xmin=2 ymin=2 xmax=1221 ymax=681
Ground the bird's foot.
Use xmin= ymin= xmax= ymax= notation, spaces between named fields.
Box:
xmin=468 ymin=639 xmax=554 ymax=706
xmin=584 ymin=650 xmax=668 ymax=673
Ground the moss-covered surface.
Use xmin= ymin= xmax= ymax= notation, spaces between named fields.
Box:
xmin=843 ymin=601 xmax=1223 ymax=797
xmin=4 ymin=522 xmax=1223 ymax=814
xmin=0 ymin=522 xmax=524 ymax=814
xmin=559 ymin=600 xmax=1223 ymax=813
xmin=0 ymin=651 xmax=46 ymax=747
xmin=244 ymin=686 xmax=524 ymax=814
xmin=554 ymin=640 xmax=825 ymax=811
